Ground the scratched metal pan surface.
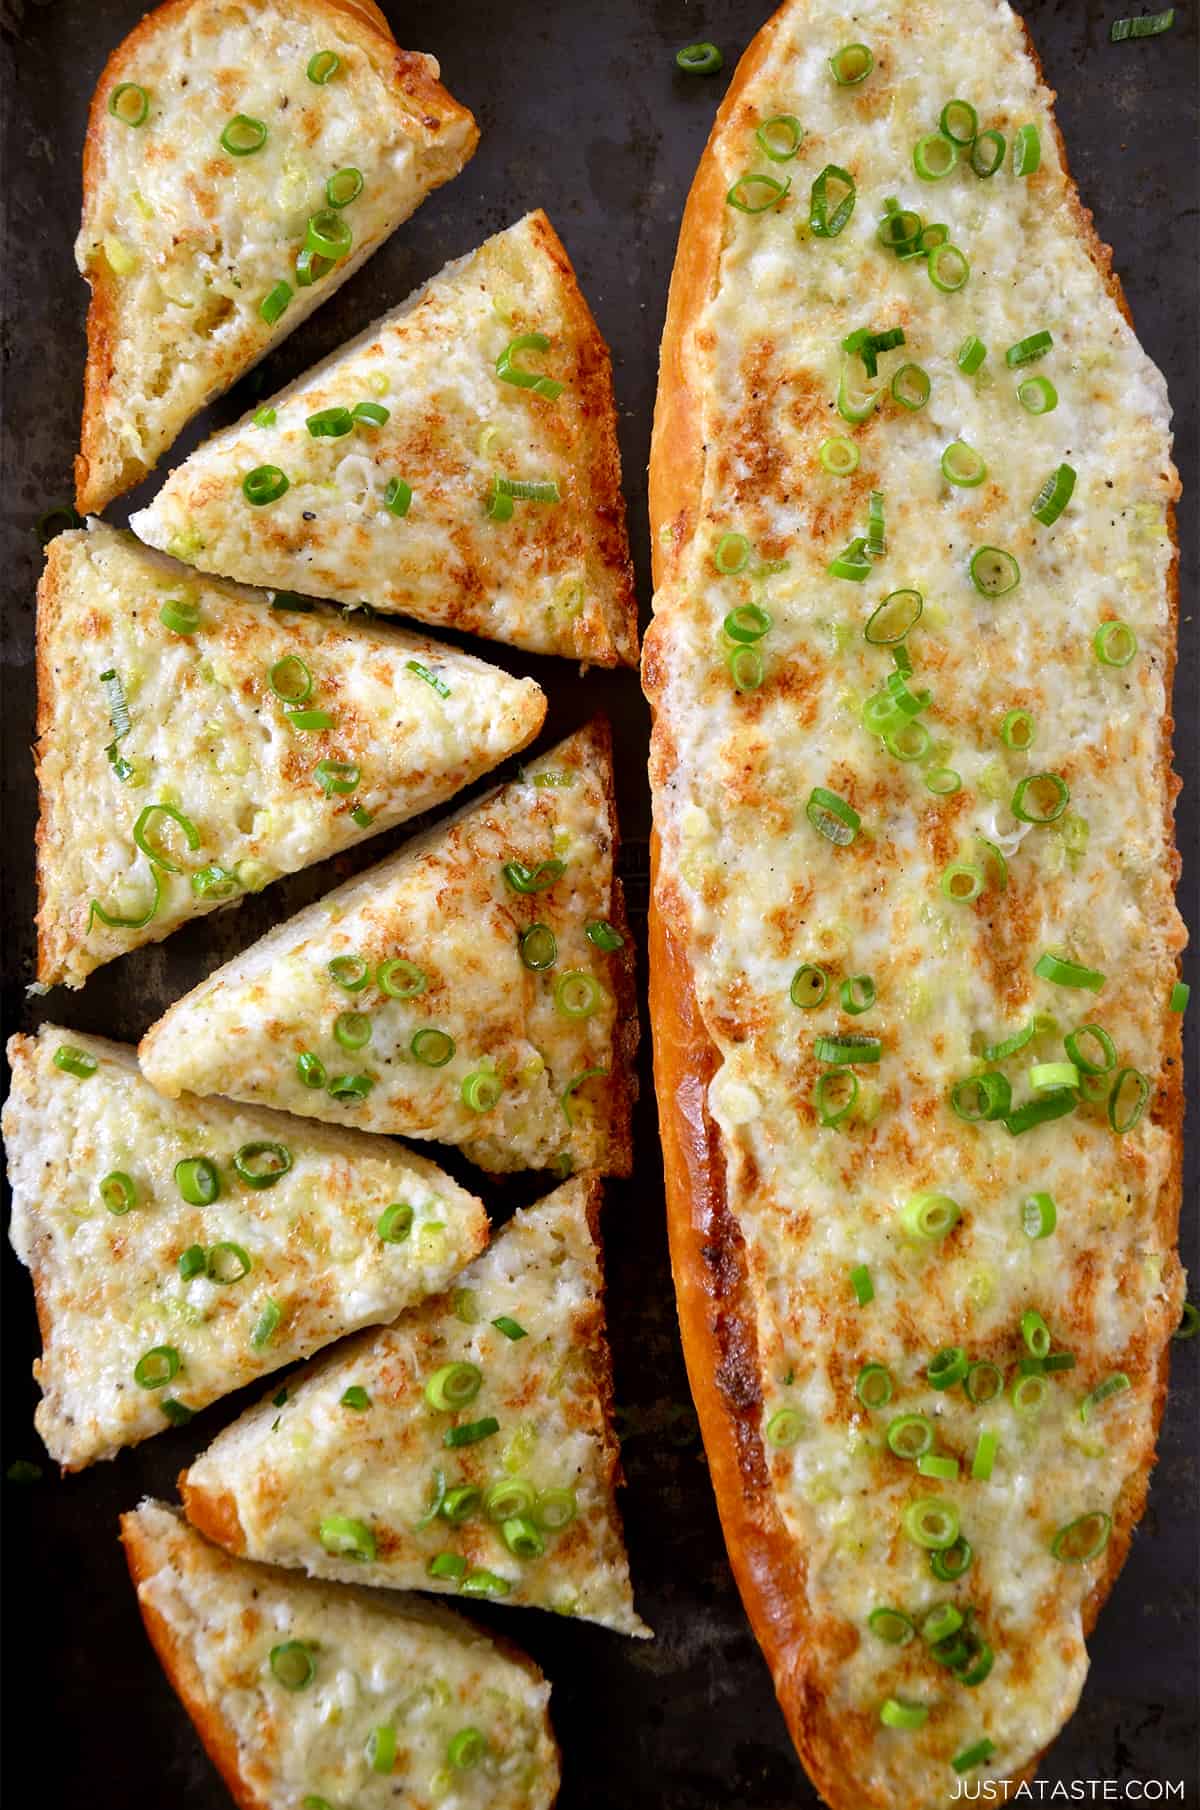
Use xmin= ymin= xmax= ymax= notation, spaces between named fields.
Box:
xmin=0 ymin=0 xmax=1195 ymax=1803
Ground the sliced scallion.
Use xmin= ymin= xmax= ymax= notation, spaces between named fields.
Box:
xmin=810 ymin=164 xmax=856 ymax=237
xmin=1012 ymin=123 xmax=1042 ymax=176
xmin=757 ymin=113 xmax=805 ymax=160
xmin=901 ymin=1192 xmax=960 ymax=1240
xmin=964 ymin=1361 xmax=1003 ymax=1405
xmin=376 ymin=1203 xmax=413 ymax=1245
xmin=806 ymin=786 xmax=860 ymax=845
xmin=1006 ymin=330 xmax=1053 ymax=367
xmin=1012 ymin=772 xmax=1069 ymax=824
xmin=941 ymin=441 xmax=987 ymax=487
xmin=411 ymin=1028 xmax=455 ymax=1068
xmin=133 ymin=802 xmax=200 ymax=874
xmin=829 ymin=42 xmax=874 ymax=84
xmin=886 ymin=1413 xmax=933 ymax=1460
xmin=1032 ymin=462 xmax=1077 ymax=526
xmin=818 ymin=434 xmax=860 ymax=475
xmin=1111 ymin=10 xmax=1175 ymax=38
xmin=242 ymin=465 xmax=289 ymax=506
xmin=220 ymin=114 xmax=267 ymax=156
xmin=971 ymin=1429 xmax=998 ymax=1480
xmin=99 ymin=1170 xmax=137 ymax=1215
xmin=1018 ymin=374 xmax=1058 ymax=414
xmin=969 ymin=546 xmax=1020 ymax=596
xmin=675 ymin=41 xmax=723 ymax=73
xmin=1108 ymin=1067 xmax=1150 ymax=1133
xmin=1093 ymin=620 xmax=1138 ymax=667
xmin=233 ymin=1141 xmax=291 ymax=1188
xmin=1051 ymin=1510 xmax=1111 ymax=1563
xmin=175 ymin=1157 xmax=219 ymax=1206
xmin=727 ymin=171 xmax=791 ymax=214
xmin=1022 ymin=1192 xmax=1057 ymax=1238
xmin=850 ymin=1263 xmax=874 ymax=1306
xmin=134 ymin=1346 xmax=180 ymax=1388
xmin=813 ymin=1068 xmax=857 ymax=1127
xmin=503 ymin=859 xmax=565 ymax=894
xmin=950 ymin=1072 xmax=1011 ymax=1121
xmin=496 ymin=332 xmax=564 ymax=401
xmin=902 ymin=1498 xmax=960 ymax=1550
xmin=1034 ymin=951 xmax=1105 ymax=992
xmin=326 ymin=166 xmax=364 ymax=208
xmin=913 ymin=131 xmax=958 ymax=180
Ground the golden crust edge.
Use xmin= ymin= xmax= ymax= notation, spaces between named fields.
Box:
xmin=644 ymin=4 xmax=1186 ymax=1804
xmin=519 ymin=213 xmax=640 ymax=668
xmin=74 ymin=0 xmax=480 ymax=515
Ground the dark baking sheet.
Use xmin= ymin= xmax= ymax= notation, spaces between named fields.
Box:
xmin=1 ymin=1 xmax=1196 ymax=1803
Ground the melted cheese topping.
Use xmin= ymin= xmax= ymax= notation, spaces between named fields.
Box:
xmin=78 ymin=0 xmax=473 ymax=506
xmin=132 ymin=213 xmax=638 ymax=665
xmin=186 ymin=1177 xmax=646 ymax=1636
xmin=4 ymin=1026 xmax=487 ymax=1467
xmin=36 ymin=526 xmax=544 ymax=989
xmin=140 ymin=725 xmax=631 ymax=1174
xmin=128 ymin=1502 xmax=558 ymax=1810
xmin=646 ymin=2 xmax=1184 ymax=1798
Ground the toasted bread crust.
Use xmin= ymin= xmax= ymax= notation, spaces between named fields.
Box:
xmin=177 ymin=1475 xmax=248 ymax=1552
xmin=75 ymin=0 xmax=478 ymax=514
xmin=568 ymin=718 xmax=639 ymax=1178
xmin=520 ymin=214 xmax=640 ymax=667
xmin=645 ymin=5 xmax=1184 ymax=1802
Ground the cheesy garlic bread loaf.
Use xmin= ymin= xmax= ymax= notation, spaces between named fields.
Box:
xmin=644 ymin=2 xmax=1184 ymax=1801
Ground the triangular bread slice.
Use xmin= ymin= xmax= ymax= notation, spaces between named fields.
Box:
xmin=35 ymin=525 xmax=544 ymax=990
xmin=139 ymin=721 xmax=637 ymax=1174
xmin=3 ymin=1024 xmax=488 ymax=1469
xmin=131 ymin=212 xmax=639 ymax=665
xmin=183 ymin=1175 xmax=648 ymax=1637
xmin=123 ymin=1500 xmax=560 ymax=1810
xmin=75 ymin=0 xmax=478 ymax=515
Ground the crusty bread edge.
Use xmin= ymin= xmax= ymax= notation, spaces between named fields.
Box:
xmin=75 ymin=0 xmax=480 ymax=515
xmin=122 ymin=1507 xmax=273 ymax=1810
xmin=573 ymin=715 xmax=640 ymax=1180
xmin=520 ymin=213 xmax=640 ymax=668
xmin=643 ymin=5 xmax=1185 ymax=1804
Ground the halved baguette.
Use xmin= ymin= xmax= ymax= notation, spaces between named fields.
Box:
xmin=123 ymin=1499 xmax=560 ymax=1810
xmin=131 ymin=211 xmax=639 ymax=665
xmin=182 ymin=1174 xmax=648 ymax=1636
xmin=76 ymin=0 xmax=477 ymax=513
xmin=3 ymin=1024 xmax=487 ymax=1468
xmin=140 ymin=720 xmax=637 ymax=1174
xmin=35 ymin=524 xmax=545 ymax=990
xmin=644 ymin=2 xmax=1184 ymax=1804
